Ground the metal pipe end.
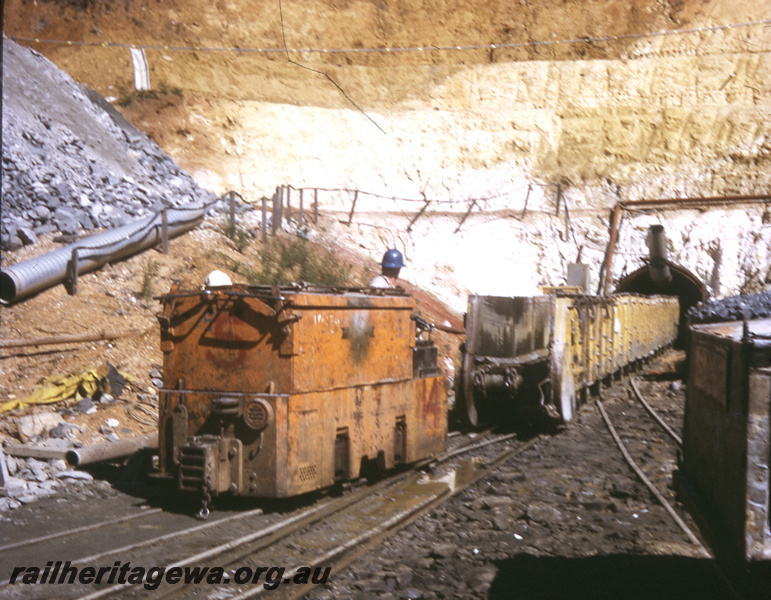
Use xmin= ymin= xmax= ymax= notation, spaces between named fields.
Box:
xmin=65 ymin=449 xmax=82 ymax=467
xmin=0 ymin=271 xmax=19 ymax=304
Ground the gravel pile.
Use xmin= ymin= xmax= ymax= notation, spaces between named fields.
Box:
xmin=687 ymin=291 xmax=771 ymax=324
xmin=1 ymin=454 xmax=101 ymax=513
xmin=1 ymin=39 xmax=219 ymax=252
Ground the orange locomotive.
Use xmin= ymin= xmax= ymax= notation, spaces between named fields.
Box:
xmin=156 ymin=283 xmax=447 ymax=512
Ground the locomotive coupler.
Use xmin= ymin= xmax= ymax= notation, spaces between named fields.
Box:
xmin=178 ymin=435 xmax=244 ymax=516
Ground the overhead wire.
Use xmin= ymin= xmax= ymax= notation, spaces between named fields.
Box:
xmin=276 ymin=0 xmax=386 ymax=134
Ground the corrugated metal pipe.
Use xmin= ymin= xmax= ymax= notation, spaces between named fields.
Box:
xmin=0 ymin=205 xmax=205 ymax=304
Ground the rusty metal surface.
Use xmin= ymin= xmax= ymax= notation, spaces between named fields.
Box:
xmin=467 ymin=295 xmax=551 ymax=359
xmin=157 ymin=284 xmax=447 ymax=498
xmin=65 ymin=432 xmax=158 ymax=466
xmin=158 ymin=286 xmax=415 ymax=395
xmin=692 ymin=318 xmax=771 ymax=341
xmin=458 ymin=295 xmax=552 ymax=425
xmin=281 ymin=377 xmax=447 ymax=497
xmin=682 ymin=321 xmax=771 ymax=562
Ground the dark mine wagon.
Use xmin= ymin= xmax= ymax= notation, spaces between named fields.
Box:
xmin=679 ymin=317 xmax=771 ymax=564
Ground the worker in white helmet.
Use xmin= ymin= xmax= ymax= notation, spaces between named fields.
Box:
xmin=205 ymin=270 xmax=232 ymax=287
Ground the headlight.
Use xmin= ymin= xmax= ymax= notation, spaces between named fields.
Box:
xmin=244 ymin=398 xmax=273 ymax=430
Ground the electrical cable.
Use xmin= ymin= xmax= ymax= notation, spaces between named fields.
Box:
xmin=277 ymin=0 xmax=386 ymax=134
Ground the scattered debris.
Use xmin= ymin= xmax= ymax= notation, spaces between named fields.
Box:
xmin=4 ymin=444 xmax=70 ymax=461
xmin=16 ymin=411 xmax=63 ymax=443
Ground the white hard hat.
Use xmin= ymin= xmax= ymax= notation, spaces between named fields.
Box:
xmin=205 ymin=270 xmax=232 ymax=287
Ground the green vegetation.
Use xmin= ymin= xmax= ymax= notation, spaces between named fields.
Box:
xmin=246 ymin=235 xmax=357 ymax=287
xmin=138 ymin=257 xmax=160 ymax=298
xmin=218 ymin=218 xmax=252 ymax=254
xmin=116 ymin=82 xmax=183 ymax=107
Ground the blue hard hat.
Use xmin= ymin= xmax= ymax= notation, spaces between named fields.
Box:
xmin=380 ymin=248 xmax=405 ymax=269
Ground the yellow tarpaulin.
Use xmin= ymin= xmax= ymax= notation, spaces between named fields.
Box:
xmin=0 ymin=365 xmax=130 ymax=414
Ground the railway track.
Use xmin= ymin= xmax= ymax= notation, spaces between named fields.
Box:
xmin=0 ymin=429 xmax=537 ymax=600
xmin=596 ymin=376 xmax=748 ymax=600
xmin=596 ymin=379 xmax=707 ymax=555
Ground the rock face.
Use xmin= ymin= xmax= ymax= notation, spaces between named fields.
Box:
xmin=1 ymin=40 xmax=218 ymax=251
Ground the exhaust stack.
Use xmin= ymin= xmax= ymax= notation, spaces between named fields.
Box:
xmin=646 ymin=225 xmax=672 ymax=285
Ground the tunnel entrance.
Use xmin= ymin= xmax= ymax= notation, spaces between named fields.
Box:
xmin=613 ymin=225 xmax=708 ymax=345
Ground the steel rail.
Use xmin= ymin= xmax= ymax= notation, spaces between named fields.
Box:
xmin=597 ymin=393 xmax=750 ymax=600
xmin=125 ymin=430 xmax=526 ymax=600
xmin=55 ymin=507 xmax=261 ymax=576
xmin=19 ymin=430 xmax=513 ymax=600
xmin=235 ymin=491 xmax=454 ymax=600
xmin=596 ymin=395 xmax=708 ymax=554
xmin=280 ymin=435 xmax=543 ymax=600
xmin=0 ymin=506 xmax=268 ymax=589
xmin=111 ymin=465 xmax=433 ymax=600
xmin=629 ymin=377 xmax=683 ymax=446
xmin=0 ymin=507 xmax=163 ymax=553
xmin=73 ymin=503 xmax=323 ymax=600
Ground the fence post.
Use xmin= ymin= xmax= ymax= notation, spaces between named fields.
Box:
xmin=314 ymin=189 xmax=319 ymax=224
xmin=261 ymin=196 xmax=268 ymax=243
xmin=298 ymin=189 xmax=304 ymax=227
xmin=407 ymin=197 xmax=430 ymax=233
xmin=272 ymin=187 xmax=281 ymax=234
xmin=348 ymin=190 xmax=359 ymax=225
xmin=161 ymin=207 xmax=169 ymax=254
xmin=562 ymin=188 xmax=572 ymax=242
xmin=454 ymin=199 xmax=477 ymax=234
xmin=286 ymin=186 xmax=291 ymax=222
xmin=522 ymin=184 xmax=531 ymax=219
xmin=278 ymin=186 xmax=284 ymax=226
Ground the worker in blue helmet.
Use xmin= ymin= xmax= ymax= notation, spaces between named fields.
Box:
xmin=369 ymin=248 xmax=405 ymax=288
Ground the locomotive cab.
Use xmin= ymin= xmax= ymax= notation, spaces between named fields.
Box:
xmin=156 ymin=284 xmax=447 ymax=505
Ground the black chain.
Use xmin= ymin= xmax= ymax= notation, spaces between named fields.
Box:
xmin=196 ymin=476 xmax=212 ymax=520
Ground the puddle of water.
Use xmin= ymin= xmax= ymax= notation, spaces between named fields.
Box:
xmin=415 ymin=459 xmax=484 ymax=493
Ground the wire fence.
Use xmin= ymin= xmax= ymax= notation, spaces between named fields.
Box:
xmin=242 ymin=184 xmax=771 ymax=249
